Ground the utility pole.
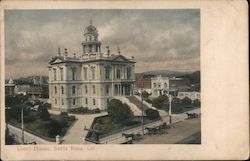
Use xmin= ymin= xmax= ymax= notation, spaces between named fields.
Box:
xmin=141 ymin=89 xmax=144 ymax=136
xmin=169 ymin=94 xmax=172 ymax=125
xmin=21 ymin=106 xmax=24 ymax=144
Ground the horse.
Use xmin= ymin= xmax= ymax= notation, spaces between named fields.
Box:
xmin=186 ymin=112 xmax=199 ymax=119
xmin=122 ymin=133 xmax=135 ymax=140
xmin=145 ymin=127 xmax=158 ymax=135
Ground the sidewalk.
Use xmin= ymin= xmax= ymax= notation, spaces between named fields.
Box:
xmin=62 ymin=112 xmax=107 ymax=144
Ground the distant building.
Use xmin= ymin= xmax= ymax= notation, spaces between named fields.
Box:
xmin=28 ymin=85 xmax=49 ymax=98
xmin=15 ymin=84 xmax=30 ymax=95
xmin=177 ymin=91 xmax=200 ymax=101
xmin=5 ymin=77 xmax=15 ymax=96
xmin=48 ymin=22 xmax=135 ymax=111
xmin=151 ymin=76 xmax=189 ymax=97
xmin=135 ymin=75 xmax=154 ymax=93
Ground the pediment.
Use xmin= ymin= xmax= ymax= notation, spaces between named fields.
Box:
xmin=49 ymin=56 xmax=64 ymax=64
xmin=112 ymin=55 xmax=128 ymax=62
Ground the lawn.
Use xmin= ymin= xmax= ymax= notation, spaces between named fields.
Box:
xmin=7 ymin=112 xmax=75 ymax=139
xmin=90 ymin=115 xmax=157 ymax=137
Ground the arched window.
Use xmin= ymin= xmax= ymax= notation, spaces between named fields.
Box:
xmin=72 ymin=86 xmax=76 ymax=95
xmin=55 ymin=98 xmax=57 ymax=104
xmin=62 ymin=99 xmax=64 ymax=105
xmin=54 ymin=86 xmax=57 ymax=94
xmin=93 ymin=99 xmax=96 ymax=106
xmin=164 ymin=83 xmax=167 ymax=88
xmin=61 ymin=86 xmax=64 ymax=94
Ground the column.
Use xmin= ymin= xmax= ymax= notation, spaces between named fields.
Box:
xmin=123 ymin=86 xmax=125 ymax=96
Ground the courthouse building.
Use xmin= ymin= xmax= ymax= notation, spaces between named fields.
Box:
xmin=48 ymin=22 xmax=136 ymax=111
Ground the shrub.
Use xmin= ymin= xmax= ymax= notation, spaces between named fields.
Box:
xmin=23 ymin=115 xmax=36 ymax=123
xmin=92 ymin=108 xmax=101 ymax=113
xmin=181 ymin=97 xmax=192 ymax=106
xmin=39 ymin=108 xmax=50 ymax=121
xmin=152 ymin=95 xmax=169 ymax=109
xmin=60 ymin=112 xmax=68 ymax=117
xmin=107 ymin=99 xmax=133 ymax=123
xmin=47 ymin=119 xmax=62 ymax=138
xmin=145 ymin=109 xmax=160 ymax=120
xmin=193 ymin=99 xmax=201 ymax=107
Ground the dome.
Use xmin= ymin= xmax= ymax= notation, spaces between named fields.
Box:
xmin=84 ymin=24 xmax=98 ymax=34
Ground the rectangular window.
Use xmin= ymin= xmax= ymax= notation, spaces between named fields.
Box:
xmin=60 ymin=68 xmax=64 ymax=80
xmin=127 ymin=67 xmax=131 ymax=79
xmin=73 ymin=99 xmax=75 ymax=105
xmin=106 ymin=85 xmax=109 ymax=94
xmin=72 ymin=86 xmax=76 ymax=95
xmin=91 ymin=67 xmax=95 ymax=80
xmin=61 ymin=86 xmax=64 ymax=94
xmin=93 ymin=99 xmax=95 ymax=106
xmin=72 ymin=68 xmax=76 ymax=80
xmin=62 ymin=99 xmax=64 ymax=105
xmin=55 ymin=98 xmax=57 ymax=104
xmin=85 ymin=85 xmax=88 ymax=94
xmin=92 ymin=85 xmax=95 ymax=94
xmin=53 ymin=69 xmax=57 ymax=80
xmin=85 ymin=98 xmax=88 ymax=105
xmin=116 ymin=68 xmax=121 ymax=79
xmin=153 ymin=83 xmax=156 ymax=88
xmin=105 ymin=66 xmax=110 ymax=79
xmin=54 ymin=86 xmax=57 ymax=94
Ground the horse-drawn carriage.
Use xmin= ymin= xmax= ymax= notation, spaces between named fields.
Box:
xmin=145 ymin=122 xmax=170 ymax=135
xmin=186 ymin=112 xmax=200 ymax=119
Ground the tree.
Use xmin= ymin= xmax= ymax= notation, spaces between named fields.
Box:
xmin=182 ymin=97 xmax=192 ymax=106
xmin=141 ymin=91 xmax=150 ymax=100
xmin=152 ymin=95 xmax=169 ymax=109
xmin=193 ymin=99 xmax=201 ymax=107
xmin=145 ymin=109 xmax=160 ymax=120
xmin=107 ymin=99 xmax=133 ymax=123
xmin=47 ymin=119 xmax=62 ymax=138
xmin=39 ymin=107 xmax=50 ymax=121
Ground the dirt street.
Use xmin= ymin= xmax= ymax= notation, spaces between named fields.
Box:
xmin=134 ymin=118 xmax=201 ymax=144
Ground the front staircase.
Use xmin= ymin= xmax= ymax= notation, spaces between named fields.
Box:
xmin=126 ymin=96 xmax=150 ymax=110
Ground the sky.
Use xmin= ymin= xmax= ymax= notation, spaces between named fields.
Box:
xmin=4 ymin=9 xmax=200 ymax=79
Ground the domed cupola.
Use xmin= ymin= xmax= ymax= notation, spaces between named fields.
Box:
xmin=84 ymin=24 xmax=98 ymax=34
xmin=82 ymin=20 xmax=101 ymax=55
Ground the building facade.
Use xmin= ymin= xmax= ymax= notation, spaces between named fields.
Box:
xmin=5 ymin=77 xmax=16 ymax=96
xmin=177 ymin=91 xmax=200 ymax=101
xmin=48 ymin=22 xmax=135 ymax=111
xmin=151 ymin=76 xmax=187 ymax=97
